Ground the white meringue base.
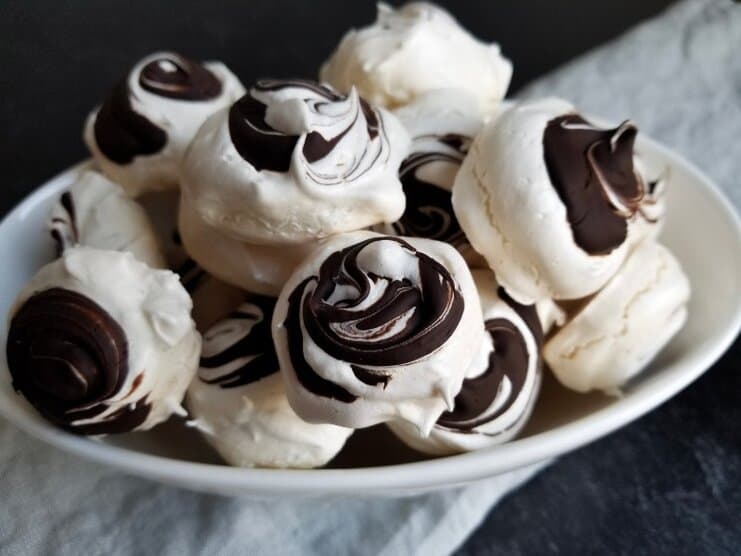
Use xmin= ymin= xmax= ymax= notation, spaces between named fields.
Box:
xmin=544 ymin=241 xmax=690 ymax=394
xmin=187 ymin=369 xmax=352 ymax=469
xmin=178 ymin=198 xmax=316 ymax=297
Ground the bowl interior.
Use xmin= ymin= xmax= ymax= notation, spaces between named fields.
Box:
xmin=0 ymin=136 xmax=739 ymax=495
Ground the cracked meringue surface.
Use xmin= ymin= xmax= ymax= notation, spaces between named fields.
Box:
xmin=544 ymin=241 xmax=690 ymax=395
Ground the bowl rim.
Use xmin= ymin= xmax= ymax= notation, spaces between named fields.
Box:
xmin=1 ymin=137 xmax=739 ymax=495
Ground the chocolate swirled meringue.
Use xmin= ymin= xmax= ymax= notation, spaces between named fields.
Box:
xmin=84 ymin=51 xmax=245 ymax=197
xmin=180 ymin=79 xmax=409 ymax=244
xmin=545 ymin=241 xmax=690 ymax=395
xmin=178 ymin=198 xmax=315 ymax=296
xmin=271 ymin=231 xmax=485 ymax=433
xmin=452 ymin=98 xmax=664 ymax=305
xmin=388 ymin=269 xmax=543 ymax=454
xmin=6 ymin=247 xmax=200 ymax=434
xmin=320 ymin=3 xmax=512 ymax=112
xmin=188 ymin=296 xmax=352 ymax=468
xmin=48 ymin=170 xmax=165 ymax=268
xmin=374 ymin=89 xmax=484 ymax=265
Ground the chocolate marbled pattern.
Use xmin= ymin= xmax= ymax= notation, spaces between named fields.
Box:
xmin=282 ymin=237 xmax=464 ymax=402
xmin=543 ymin=115 xmax=645 ymax=255
xmin=198 ymin=296 xmax=279 ymax=389
xmin=391 ymin=133 xmax=471 ymax=244
xmin=228 ymin=78 xmax=387 ymax=181
xmin=228 ymin=93 xmax=299 ymax=172
xmin=437 ymin=288 xmax=542 ymax=432
xmin=6 ymin=288 xmax=150 ymax=434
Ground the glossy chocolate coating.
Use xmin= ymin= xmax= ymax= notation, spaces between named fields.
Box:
xmin=139 ymin=54 xmax=222 ymax=100
xmin=228 ymin=78 xmax=381 ymax=174
xmin=437 ymin=288 xmax=543 ymax=432
xmin=6 ymin=288 xmax=150 ymax=434
xmin=543 ymin=115 xmax=644 ymax=255
xmin=282 ymin=237 xmax=464 ymax=403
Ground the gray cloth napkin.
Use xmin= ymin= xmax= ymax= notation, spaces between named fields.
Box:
xmin=2 ymin=1 xmax=738 ymax=554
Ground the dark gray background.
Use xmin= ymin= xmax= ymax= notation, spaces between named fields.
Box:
xmin=1 ymin=2 xmax=739 ymax=555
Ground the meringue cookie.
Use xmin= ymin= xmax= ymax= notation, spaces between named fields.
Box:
xmin=178 ymin=198 xmax=314 ymax=296
xmin=544 ymin=241 xmax=690 ymax=394
xmin=374 ymin=89 xmax=483 ymax=266
xmin=452 ymin=98 xmax=662 ymax=304
xmin=6 ymin=247 xmax=200 ymax=434
xmin=48 ymin=170 xmax=165 ymax=268
xmin=84 ymin=51 xmax=245 ymax=197
xmin=188 ymin=296 xmax=352 ymax=468
xmin=272 ymin=231 xmax=485 ymax=433
xmin=180 ymin=79 xmax=409 ymax=244
xmin=320 ymin=3 xmax=512 ymax=112
xmin=388 ymin=269 xmax=543 ymax=454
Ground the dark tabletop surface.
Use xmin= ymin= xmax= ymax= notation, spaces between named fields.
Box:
xmin=1 ymin=1 xmax=739 ymax=555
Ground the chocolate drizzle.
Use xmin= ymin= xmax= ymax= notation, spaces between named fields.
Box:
xmin=198 ymin=296 xmax=279 ymax=389
xmin=392 ymin=133 xmax=470 ymax=243
xmin=283 ymin=237 xmax=464 ymax=402
xmin=139 ymin=54 xmax=222 ymax=100
xmin=543 ymin=114 xmax=644 ymax=255
xmin=228 ymin=78 xmax=386 ymax=182
xmin=437 ymin=290 xmax=543 ymax=433
xmin=6 ymin=288 xmax=150 ymax=434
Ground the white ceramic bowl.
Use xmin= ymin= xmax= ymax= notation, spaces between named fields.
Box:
xmin=1 ymin=133 xmax=739 ymax=497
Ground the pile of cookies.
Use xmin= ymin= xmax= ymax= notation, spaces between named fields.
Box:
xmin=6 ymin=2 xmax=690 ymax=468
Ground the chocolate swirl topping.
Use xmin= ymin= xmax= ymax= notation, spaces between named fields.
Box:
xmin=229 ymin=93 xmax=299 ymax=172
xmin=139 ymin=55 xmax=222 ymax=100
xmin=543 ymin=115 xmax=645 ymax=255
xmin=229 ymin=79 xmax=387 ymax=180
xmin=437 ymin=289 xmax=542 ymax=433
xmin=6 ymin=288 xmax=150 ymax=435
xmin=392 ymin=133 xmax=470 ymax=244
xmin=198 ymin=296 xmax=279 ymax=389
xmin=283 ymin=237 xmax=464 ymax=402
